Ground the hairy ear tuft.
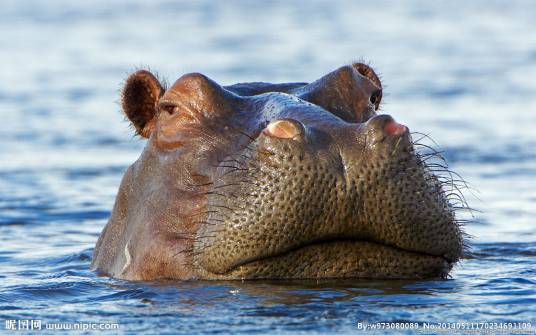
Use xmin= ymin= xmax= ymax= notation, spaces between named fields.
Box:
xmin=121 ymin=70 xmax=164 ymax=138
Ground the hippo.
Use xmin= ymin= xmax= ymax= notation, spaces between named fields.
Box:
xmin=91 ymin=63 xmax=466 ymax=281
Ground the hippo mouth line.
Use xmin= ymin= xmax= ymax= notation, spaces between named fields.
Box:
xmin=217 ymin=237 xmax=453 ymax=279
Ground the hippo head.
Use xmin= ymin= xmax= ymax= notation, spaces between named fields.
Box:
xmin=91 ymin=63 xmax=465 ymax=280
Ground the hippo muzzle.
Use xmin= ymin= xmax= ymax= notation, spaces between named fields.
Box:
xmin=91 ymin=63 xmax=465 ymax=280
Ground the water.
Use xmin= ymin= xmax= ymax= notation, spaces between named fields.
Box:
xmin=1 ymin=0 xmax=535 ymax=333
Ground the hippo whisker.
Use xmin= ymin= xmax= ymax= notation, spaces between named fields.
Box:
xmin=204 ymin=207 xmax=232 ymax=220
xmin=412 ymin=139 xmax=446 ymax=155
xmin=214 ymin=165 xmax=250 ymax=170
xmin=212 ymin=181 xmax=252 ymax=190
xmin=411 ymin=131 xmax=441 ymax=147
xmin=185 ymin=181 xmax=214 ymax=187
xmin=412 ymin=134 xmax=477 ymax=207
xmin=190 ymin=220 xmax=219 ymax=226
xmin=433 ymin=176 xmax=474 ymax=217
xmin=218 ymin=167 xmax=256 ymax=179
xmin=203 ymin=190 xmax=258 ymax=200
xmin=419 ymin=153 xmax=448 ymax=166
xmin=391 ymin=136 xmax=404 ymax=156
xmin=205 ymin=218 xmax=226 ymax=223
xmin=234 ymin=153 xmax=256 ymax=161
xmin=427 ymin=172 xmax=469 ymax=192
xmin=183 ymin=210 xmax=221 ymax=218
xmin=410 ymin=136 xmax=476 ymax=258
xmin=425 ymin=163 xmax=475 ymax=190
xmin=426 ymin=168 xmax=478 ymax=201
xmin=413 ymin=145 xmax=446 ymax=161
xmin=201 ymin=191 xmax=241 ymax=199
xmin=215 ymin=161 xmax=251 ymax=172
xmin=451 ymin=206 xmax=481 ymax=213
xmin=172 ymin=249 xmax=192 ymax=259
xmin=231 ymin=128 xmax=258 ymax=142
xmin=203 ymin=203 xmax=243 ymax=220
xmin=444 ymin=192 xmax=470 ymax=207
xmin=217 ymin=159 xmax=249 ymax=166
xmin=412 ymin=141 xmax=443 ymax=159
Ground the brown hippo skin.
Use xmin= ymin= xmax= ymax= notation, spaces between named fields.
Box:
xmin=90 ymin=63 xmax=464 ymax=280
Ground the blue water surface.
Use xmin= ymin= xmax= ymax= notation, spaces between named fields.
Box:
xmin=1 ymin=0 xmax=535 ymax=334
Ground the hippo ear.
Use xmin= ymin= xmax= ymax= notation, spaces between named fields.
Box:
xmin=121 ymin=70 xmax=165 ymax=138
xmin=351 ymin=62 xmax=382 ymax=109
xmin=295 ymin=63 xmax=383 ymax=123
xmin=351 ymin=63 xmax=382 ymax=90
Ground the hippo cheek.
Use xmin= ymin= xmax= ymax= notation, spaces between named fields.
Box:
xmin=194 ymin=119 xmax=345 ymax=275
xmin=346 ymin=115 xmax=463 ymax=263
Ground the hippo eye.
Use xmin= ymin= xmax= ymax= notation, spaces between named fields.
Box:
xmin=370 ymin=90 xmax=382 ymax=108
xmin=160 ymin=104 xmax=179 ymax=115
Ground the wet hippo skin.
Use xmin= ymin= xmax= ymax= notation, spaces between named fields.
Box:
xmin=91 ymin=63 xmax=465 ymax=281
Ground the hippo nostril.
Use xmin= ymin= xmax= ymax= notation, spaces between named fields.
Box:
xmin=367 ymin=114 xmax=407 ymax=138
xmin=367 ymin=114 xmax=393 ymax=129
xmin=263 ymin=119 xmax=304 ymax=139
xmin=384 ymin=119 xmax=407 ymax=136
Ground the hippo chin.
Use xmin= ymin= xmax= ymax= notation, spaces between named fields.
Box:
xmin=91 ymin=63 xmax=465 ymax=281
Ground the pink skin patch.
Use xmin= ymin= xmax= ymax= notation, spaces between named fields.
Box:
xmin=384 ymin=120 xmax=407 ymax=136
xmin=263 ymin=120 xmax=300 ymax=139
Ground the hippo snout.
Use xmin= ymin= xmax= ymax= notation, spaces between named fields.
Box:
xmin=195 ymin=112 xmax=461 ymax=279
